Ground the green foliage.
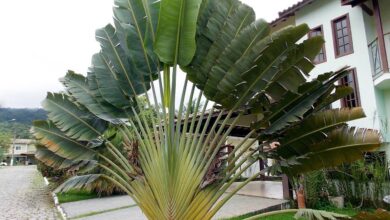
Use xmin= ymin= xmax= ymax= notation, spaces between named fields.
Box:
xmin=0 ymin=108 xmax=46 ymax=139
xmin=243 ymin=208 xmax=358 ymax=220
xmin=56 ymin=190 xmax=99 ymax=203
xmin=304 ymin=170 xmax=332 ymax=209
xmin=0 ymin=122 xmax=31 ymax=139
xmin=329 ymin=155 xmax=390 ymax=209
xmin=0 ymin=132 xmax=11 ymax=161
xmin=294 ymin=208 xmax=350 ymax=220
xmin=0 ymin=108 xmax=46 ymax=124
xmin=155 ymin=0 xmax=202 ymax=65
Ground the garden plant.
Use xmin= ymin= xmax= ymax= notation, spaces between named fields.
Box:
xmin=33 ymin=0 xmax=382 ymax=219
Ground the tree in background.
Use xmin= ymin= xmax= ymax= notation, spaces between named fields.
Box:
xmin=0 ymin=132 xmax=11 ymax=161
xmin=32 ymin=0 xmax=381 ymax=219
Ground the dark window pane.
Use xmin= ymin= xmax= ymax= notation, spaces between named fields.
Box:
xmin=309 ymin=26 xmax=326 ymax=63
xmin=337 ymin=30 xmax=343 ymax=37
xmin=333 ymin=15 xmax=353 ymax=56
xmin=343 ymin=36 xmax=349 ymax=44
xmin=338 ymin=38 xmax=344 ymax=45
xmin=336 ymin=22 xmax=342 ymax=29
xmin=342 ymin=19 xmax=347 ymax=27
xmin=340 ymin=46 xmax=345 ymax=54
xmin=340 ymin=69 xmax=360 ymax=108
xmin=342 ymin=28 xmax=348 ymax=36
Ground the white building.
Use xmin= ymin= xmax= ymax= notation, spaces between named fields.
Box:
xmin=4 ymin=139 xmax=36 ymax=165
xmin=272 ymin=0 xmax=390 ymax=157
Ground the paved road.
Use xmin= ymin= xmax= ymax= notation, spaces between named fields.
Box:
xmin=0 ymin=166 xmax=59 ymax=220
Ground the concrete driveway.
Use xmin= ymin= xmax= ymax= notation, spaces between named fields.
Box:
xmin=0 ymin=166 xmax=59 ymax=220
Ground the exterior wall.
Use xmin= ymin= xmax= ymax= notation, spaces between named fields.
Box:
xmin=8 ymin=143 xmax=28 ymax=155
xmin=379 ymin=0 xmax=390 ymax=34
xmin=226 ymin=136 xmax=260 ymax=178
xmin=294 ymin=0 xmax=380 ymax=131
xmin=27 ymin=144 xmax=36 ymax=154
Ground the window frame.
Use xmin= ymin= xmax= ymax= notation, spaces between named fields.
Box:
xmin=331 ymin=13 xmax=354 ymax=58
xmin=15 ymin=145 xmax=21 ymax=151
xmin=339 ymin=68 xmax=361 ymax=108
xmin=308 ymin=25 xmax=327 ymax=64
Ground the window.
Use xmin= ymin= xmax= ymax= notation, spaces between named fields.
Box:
xmin=15 ymin=146 xmax=21 ymax=150
xmin=340 ymin=69 xmax=360 ymax=108
xmin=332 ymin=14 xmax=353 ymax=57
xmin=308 ymin=26 xmax=327 ymax=64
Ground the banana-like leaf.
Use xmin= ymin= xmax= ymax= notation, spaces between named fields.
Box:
xmin=32 ymin=120 xmax=96 ymax=161
xmin=185 ymin=0 xmax=255 ymax=89
xmin=35 ymin=145 xmax=97 ymax=173
xmin=67 ymin=160 xmax=98 ymax=174
xmin=294 ymin=208 xmax=350 ymax=220
xmin=91 ymin=53 xmax=136 ymax=110
xmin=96 ymin=24 xmax=149 ymax=97
xmin=187 ymin=6 xmax=323 ymax=110
xmin=281 ymin=127 xmax=381 ymax=176
xmin=154 ymin=0 xmax=202 ymax=66
xmin=113 ymin=0 xmax=160 ymax=76
xmin=42 ymin=92 xmax=107 ymax=141
xmin=256 ymin=68 xmax=348 ymax=134
xmin=35 ymin=145 xmax=75 ymax=169
xmin=61 ymin=71 xmax=128 ymax=123
xmin=54 ymin=174 xmax=103 ymax=193
xmin=314 ymin=85 xmax=354 ymax=112
xmin=277 ymin=108 xmax=366 ymax=158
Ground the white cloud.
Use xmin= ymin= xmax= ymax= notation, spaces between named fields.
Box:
xmin=0 ymin=0 xmax=299 ymax=108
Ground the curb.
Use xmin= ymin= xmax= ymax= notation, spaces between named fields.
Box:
xmin=44 ymin=177 xmax=68 ymax=220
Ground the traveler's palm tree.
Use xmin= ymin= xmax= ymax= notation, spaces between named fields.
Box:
xmin=33 ymin=0 xmax=381 ymax=219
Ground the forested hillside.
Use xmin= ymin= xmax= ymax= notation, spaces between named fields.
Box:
xmin=0 ymin=108 xmax=47 ymax=138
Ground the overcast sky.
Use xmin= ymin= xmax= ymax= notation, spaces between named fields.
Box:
xmin=0 ymin=0 xmax=299 ymax=108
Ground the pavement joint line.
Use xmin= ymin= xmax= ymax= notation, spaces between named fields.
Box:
xmin=68 ymin=204 xmax=138 ymax=219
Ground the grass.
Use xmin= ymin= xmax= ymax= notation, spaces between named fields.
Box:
xmin=56 ymin=190 xmax=99 ymax=203
xmin=225 ymin=207 xmax=360 ymax=220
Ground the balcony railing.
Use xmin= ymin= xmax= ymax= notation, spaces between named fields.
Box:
xmin=369 ymin=33 xmax=390 ymax=79
xmin=368 ymin=38 xmax=383 ymax=78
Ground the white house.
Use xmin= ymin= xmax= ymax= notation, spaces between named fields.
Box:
xmin=272 ymin=0 xmax=390 ymax=158
xmin=4 ymin=139 xmax=36 ymax=165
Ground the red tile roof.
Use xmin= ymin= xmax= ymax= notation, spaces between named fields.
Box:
xmin=271 ymin=0 xmax=315 ymax=26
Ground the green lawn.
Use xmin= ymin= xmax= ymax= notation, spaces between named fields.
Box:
xmin=226 ymin=207 xmax=359 ymax=220
xmin=56 ymin=190 xmax=99 ymax=203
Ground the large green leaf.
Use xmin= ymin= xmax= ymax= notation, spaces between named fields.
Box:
xmin=35 ymin=145 xmax=97 ymax=173
xmin=277 ymin=107 xmax=366 ymax=158
xmin=281 ymin=127 xmax=381 ymax=176
xmin=186 ymin=10 xmax=322 ymax=110
xmin=35 ymin=145 xmax=75 ymax=169
xmin=32 ymin=120 xmax=96 ymax=161
xmin=61 ymin=71 xmax=128 ymax=123
xmin=185 ymin=0 xmax=255 ymax=89
xmin=255 ymin=69 xmax=348 ymax=134
xmin=42 ymin=92 xmax=107 ymax=141
xmin=91 ymin=53 xmax=135 ymax=110
xmin=96 ymin=24 xmax=148 ymax=97
xmin=54 ymin=174 xmax=103 ymax=193
xmin=113 ymin=0 xmax=160 ymax=75
xmin=154 ymin=0 xmax=202 ymax=66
